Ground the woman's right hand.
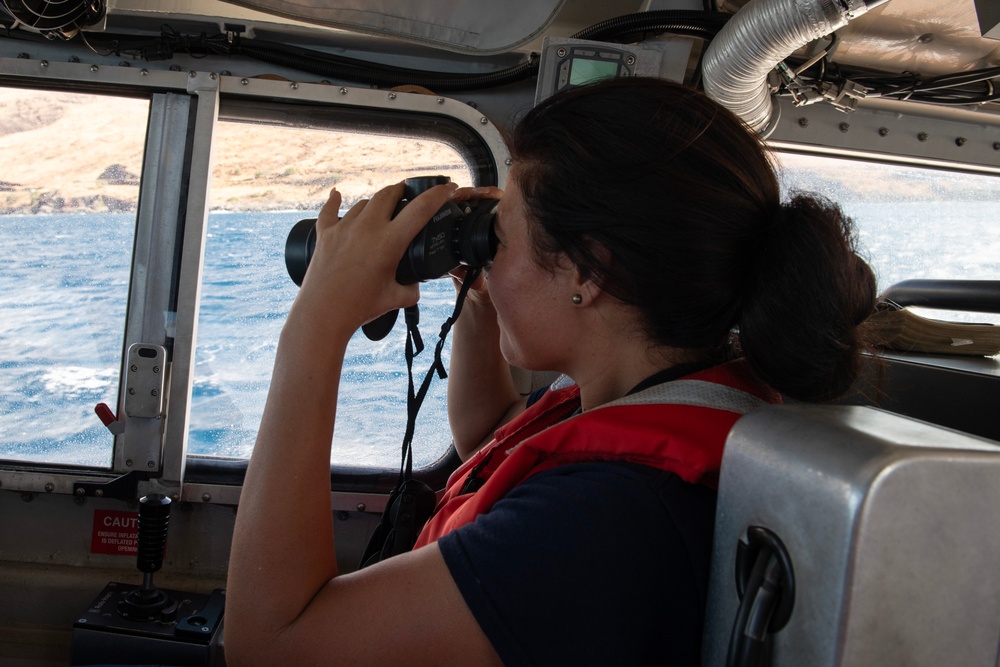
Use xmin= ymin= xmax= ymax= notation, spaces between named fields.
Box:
xmin=448 ymin=186 xmax=502 ymax=308
xmin=445 ymin=185 xmax=526 ymax=459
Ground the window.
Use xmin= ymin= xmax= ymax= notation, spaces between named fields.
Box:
xmin=189 ymin=116 xmax=474 ymax=469
xmin=775 ymin=152 xmax=1000 ymax=325
xmin=0 ymin=88 xmax=149 ymax=466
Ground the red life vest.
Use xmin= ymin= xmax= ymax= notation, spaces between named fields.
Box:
xmin=414 ymin=361 xmax=780 ymax=548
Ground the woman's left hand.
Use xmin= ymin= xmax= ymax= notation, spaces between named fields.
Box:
xmin=291 ymin=181 xmax=459 ymax=339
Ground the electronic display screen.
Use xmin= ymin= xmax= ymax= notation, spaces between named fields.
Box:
xmin=569 ymin=58 xmax=619 ymax=86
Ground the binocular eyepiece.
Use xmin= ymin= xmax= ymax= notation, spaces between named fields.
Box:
xmin=285 ymin=175 xmax=498 ymax=339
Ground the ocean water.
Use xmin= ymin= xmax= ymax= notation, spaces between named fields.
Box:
xmin=0 ymin=210 xmax=458 ymax=469
xmin=1 ymin=202 xmax=998 ymax=469
xmin=189 ymin=210 xmax=457 ymax=469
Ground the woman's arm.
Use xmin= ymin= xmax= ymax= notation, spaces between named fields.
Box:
xmin=447 ymin=187 xmax=526 ymax=461
xmin=225 ymin=183 xmax=501 ymax=666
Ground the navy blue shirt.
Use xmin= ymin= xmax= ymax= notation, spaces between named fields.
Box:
xmin=437 ymin=461 xmax=717 ymax=666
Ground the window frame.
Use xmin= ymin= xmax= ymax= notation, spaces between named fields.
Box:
xmin=0 ymin=61 xmax=509 ymax=510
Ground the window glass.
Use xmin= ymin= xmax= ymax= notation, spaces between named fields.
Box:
xmin=775 ymin=152 xmax=1000 ymax=325
xmin=0 ymin=88 xmax=148 ymax=466
xmin=190 ymin=119 xmax=472 ymax=469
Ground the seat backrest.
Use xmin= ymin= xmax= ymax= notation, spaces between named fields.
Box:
xmin=702 ymin=404 xmax=1000 ymax=667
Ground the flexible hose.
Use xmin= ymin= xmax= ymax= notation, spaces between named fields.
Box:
xmin=702 ymin=0 xmax=892 ymax=135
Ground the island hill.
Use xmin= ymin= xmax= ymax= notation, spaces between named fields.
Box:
xmin=2 ymin=86 xmax=993 ymax=216
xmin=0 ymin=87 xmax=470 ymax=216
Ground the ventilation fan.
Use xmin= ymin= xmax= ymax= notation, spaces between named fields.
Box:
xmin=2 ymin=0 xmax=105 ymax=36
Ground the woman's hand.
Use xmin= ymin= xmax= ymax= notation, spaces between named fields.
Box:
xmin=448 ymin=186 xmax=502 ymax=307
xmin=291 ymin=181 xmax=460 ymax=339
xmin=444 ymin=185 xmax=526 ymax=459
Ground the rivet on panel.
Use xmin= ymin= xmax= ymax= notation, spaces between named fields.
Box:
xmin=955 ymin=137 xmax=967 ymax=147
xmin=839 ymin=122 xmax=850 ymax=133
xmin=241 ymin=78 xmax=250 ymax=85
xmin=878 ymin=127 xmax=890 ymax=137
xmin=290 ymin=82 xmax=298 ymax=89
xmin=339 ymin=87 xmax=348 ymax=95
xmin=40 ymin=60 xmax=49 ymax=68
xmin=917 ymin=132 xmax=929 ymax=142
xmin=388 ymin=92 xmax=397 ymax=100
xmin=797 ymin=118 xmax=809 ymax=128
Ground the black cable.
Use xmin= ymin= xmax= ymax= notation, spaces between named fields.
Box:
xmin=589 ymin=25 xmax=721 ymax=44
xmin=726 ymin=550 xmax=773 ymax=667
xmin=232 ymin=39 xmax=540 ymax=91
xmin=782 ymin=59 xmax=1000 ymax=108
xmin=571 ymin=10 xmax=730 ymax=42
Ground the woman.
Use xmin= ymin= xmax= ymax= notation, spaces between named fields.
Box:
xmin=226 ymin=78 xmax=875 ymax=665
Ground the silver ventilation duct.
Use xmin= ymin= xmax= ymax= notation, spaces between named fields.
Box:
xmin=702 ymin=0 xmax=893 ymax=136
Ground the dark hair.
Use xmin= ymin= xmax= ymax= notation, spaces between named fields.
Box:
xmin=506 ymin=77 xmax=876 ymax=401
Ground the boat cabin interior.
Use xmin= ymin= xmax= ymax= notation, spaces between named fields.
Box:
xmin=1 ymin=0 xmax=998 ymax=665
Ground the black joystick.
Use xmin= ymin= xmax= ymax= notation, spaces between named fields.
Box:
xmin=118 ymin=493 xmax=178 ymax=622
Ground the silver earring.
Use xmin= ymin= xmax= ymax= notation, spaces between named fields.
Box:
xmin=571 ymin=294 xmax=583 ymax=305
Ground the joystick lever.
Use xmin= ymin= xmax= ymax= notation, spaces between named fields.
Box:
xmin=118 ymin=494 xmax=178 ymax=621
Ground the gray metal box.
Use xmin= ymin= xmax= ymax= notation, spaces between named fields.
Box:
xmin=703 ymin=405 xmax=1000 ymax=666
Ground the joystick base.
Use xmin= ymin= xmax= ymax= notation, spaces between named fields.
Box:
xmin=71 ymin=582 xmax=224 ymax=666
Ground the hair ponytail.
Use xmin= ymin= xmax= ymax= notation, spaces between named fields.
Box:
xmin=739 ymin=195 xmax=877 ymax=401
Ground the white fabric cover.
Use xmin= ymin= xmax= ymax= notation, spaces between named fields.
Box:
xmin=221 ymin=0 xmax=568 ymax=54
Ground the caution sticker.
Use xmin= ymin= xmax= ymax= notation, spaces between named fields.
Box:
xmin=91 ymin=509 xmax=139 ymax=556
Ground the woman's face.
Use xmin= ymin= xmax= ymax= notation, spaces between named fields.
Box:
xmin=486 ymin=175 xmax=579 ymax=372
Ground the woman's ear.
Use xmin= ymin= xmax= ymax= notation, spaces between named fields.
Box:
xmin=569 ymin=252 xmax=605 ymax=307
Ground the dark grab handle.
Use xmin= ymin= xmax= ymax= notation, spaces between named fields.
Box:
xmin=879 ymin=280 xmax=1000 ymax=315
xmin=136 ymin=493 xmax=171 ymax=574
